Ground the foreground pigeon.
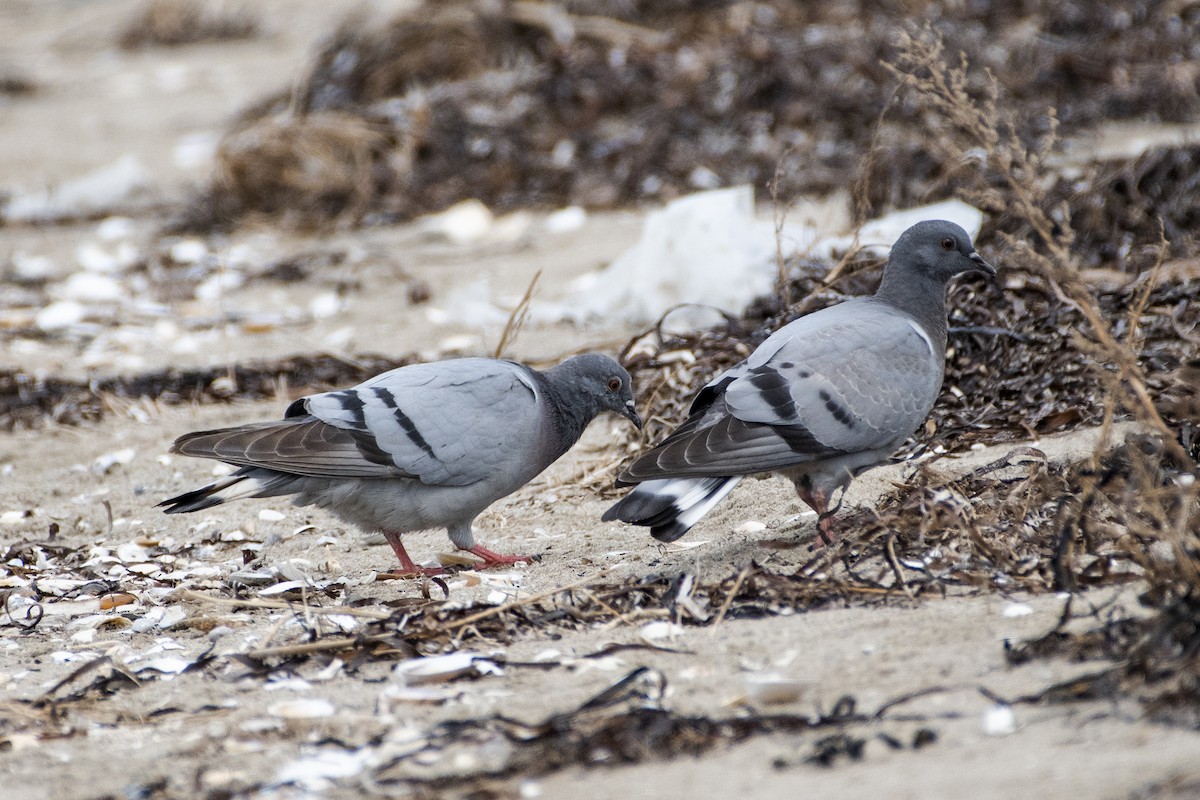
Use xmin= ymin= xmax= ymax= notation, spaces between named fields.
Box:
xmin=161 ymin=354 xmax=641 ymax=574
xmin=603 ymin=219 xmax=994 ymax=544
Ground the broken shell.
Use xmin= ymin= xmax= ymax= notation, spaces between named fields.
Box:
xmin=983 ymin=703 xmax=1017 ymax=736
xmin=394 ymin=652 xmax=500 ymax=685
xmin=743 ymin=673 xmax=810 ymax=705
xmin=380 ymin=685 xmax=460 ymax=705
xmin=258 ymin=580 xmax=309 ymax=596
xmin=267 ymin=698 xmax=336 ymax=720
xmin=437 ymin=551 xmax=480 ymax=568
xmin=98 ymin=592 xmax=137 ymax=610
xmin=1002 ymin=603 xmax=1033 ymax=618
xmin=227 ymin=570 xmax=276 ymax=586
xmin=639 ymin=621 xmax=685 ymax=642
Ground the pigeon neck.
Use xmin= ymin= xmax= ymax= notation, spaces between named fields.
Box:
xmin=535 ymin=368 xmax=597 ymax=452
xmin=874 ymin=269 xmax=950 ymax=353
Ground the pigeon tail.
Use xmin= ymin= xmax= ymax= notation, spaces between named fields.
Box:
xmin=602 ymin=476 xmax=742 ymax=542
xmin=158 ymin=469 xmax=294 ymax=514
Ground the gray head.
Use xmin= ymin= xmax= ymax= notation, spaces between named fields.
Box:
xmin=545 ymin=353 xmax=642 ymax=429
xmin=884 ymin=219 xmax=995 ymax=285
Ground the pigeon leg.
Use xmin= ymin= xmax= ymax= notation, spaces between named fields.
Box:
xmin=382 ymin=531 xmax=445 ymax=577
xmin=463 ymin=545 xmax=532 ymax=569
xmin=796 ymin=486 xmax=836 ymax=546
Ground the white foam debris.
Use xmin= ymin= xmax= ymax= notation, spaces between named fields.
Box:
xmin=543 ymin=205 xmax=587 ymax=233
xmin=3 ymin=154 xmax=150 ymax=222
xmin=564 ymin=187 xmax=984 ymax=327
xmin=60 ymin=272 xmax=124 ymax=303
xmin=425 ymin=277 xmax=509 ymax=328
xmin=1002 ymin=602 xmax=1034 ymax=618
xmin=96 ymin=216 xmax=135 ymax=241
xmin=983 ymin=703 xmax=1017 ymax=736
xmin=309 ymin=292 xmax=342 ymax=319
xmin=173 ymin=131 xmax=219 ymax=170
xmin=170 ymin=239 xmax=209 ymax=265
xmin=35 ymin=301 xmax=86 ymax=332
xmin=566 ymin=186 xmax=778 ymax=330
xmin=424 ymin=199 xmax=494 ymax=244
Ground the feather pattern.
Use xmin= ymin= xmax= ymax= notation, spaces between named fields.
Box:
xmin=605 ymin=219 xmax=995 ymax=543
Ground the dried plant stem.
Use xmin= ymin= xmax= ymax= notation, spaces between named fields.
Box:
xmin=494 ymin=269 xmax=542 ymax=359
xmin=887 ymin=26 xmax=1198 ymax=586
xmin=441 ymin=568 xmax=612 ymax=634
xmin=177 ymin=589 xmax=393 ymax=619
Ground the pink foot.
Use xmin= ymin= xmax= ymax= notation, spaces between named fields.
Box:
xmin=382 ymin=531 xmax=445 ymax=577
xmin=464 ymin=545 xmax=532 ymax=569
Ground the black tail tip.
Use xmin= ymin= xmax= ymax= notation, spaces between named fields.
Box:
xmin=157 ymin=485 xmax=223 ymax=515
xmin=650 ymin=521 xmax=692 ymax=543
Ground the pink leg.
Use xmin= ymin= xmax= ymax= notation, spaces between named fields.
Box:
xmin=382 ymin=531 xmax=445 ymax=577
xmin=796 ymin=486 xmax=836 ymax=546
xmin=463 ymin=544 xmax=532 ymax=569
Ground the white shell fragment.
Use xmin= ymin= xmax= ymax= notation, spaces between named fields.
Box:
xmin=743 ymin=673 xmax=810 ymax=705
xmin=983 ymin=703 xmax=1017 ymax=736
xmin=267 ymin=698 xmax=337 ymax=720
xmin=35 ymin=301 xmax=86 ymax=331
xmin=1002 ymin=603 xmax=1034 ymax=618
xmin=639 ymin=621 xmax=685 ymax=643
xmin=92 ymin=448 xmax=136 ymax=474
xmin=394 ymin=652 xmax=502 ymax=685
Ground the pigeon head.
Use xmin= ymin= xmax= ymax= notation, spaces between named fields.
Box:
xmin=548 ymin=353 xmax=642 ymax=429
xmin=887 ymin=219 xmax=995 ymax=284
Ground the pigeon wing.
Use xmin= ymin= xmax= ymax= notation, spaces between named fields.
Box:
xmin=173 ymin=359 xmax=542 ymax=486
xmin=621 ymin=301 xmax=943 ymax=480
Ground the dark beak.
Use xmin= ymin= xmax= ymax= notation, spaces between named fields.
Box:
xmin=969 ymin=251 xmax=996 ymax=277
xmin=621 ymin=400 xmax=643 ymax=429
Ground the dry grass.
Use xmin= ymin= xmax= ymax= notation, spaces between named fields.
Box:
xmin=212 ymin=110 xmax=398 ymax=229
xmin=118 ymin=0 xmax=258 ymax=49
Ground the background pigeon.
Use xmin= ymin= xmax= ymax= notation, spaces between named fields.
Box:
xmin=161 ymin=354 xmax=641 ymax=574
xmin=603 ymin=219 xmax=994 ymax=545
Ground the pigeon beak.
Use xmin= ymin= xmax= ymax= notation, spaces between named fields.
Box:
xmin=621 ymin=400 xmax=644 ymax=429
xmin=969 ymin=251 xmax=996 ymax=277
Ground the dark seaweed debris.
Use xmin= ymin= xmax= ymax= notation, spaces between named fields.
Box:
xmin=177 ymin=0 xmax=1200 ymax=230
xmin=118 ymin=0 xmax=259 ymax=50
xmin=1005 ymin=588 xmax=1200 ymax=728
xmin=0 ymin=353 xmax=410 ymax=431
xmin=623 ymin=255 xmax=1200 ymax=463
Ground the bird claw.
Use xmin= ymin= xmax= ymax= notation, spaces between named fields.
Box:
xmin=463 ymin=545 xmax=533 ymax=569
xmin=381 ymin=565 xmax=447 ymax=578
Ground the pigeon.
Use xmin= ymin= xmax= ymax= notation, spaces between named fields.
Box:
xmin=160 ymin=354 xmax=642 ymax=575
xmin=603 ymin=219 xmax=994 ymax=545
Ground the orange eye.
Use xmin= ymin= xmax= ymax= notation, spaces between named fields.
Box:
xmin=940 ymin=237 xmax=955 ymax=251
xmin=607 ymin=377 xmax=622 ymax=392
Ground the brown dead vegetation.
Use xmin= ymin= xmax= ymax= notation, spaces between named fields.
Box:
xmin=174 ymin=0 xmax=1200 ymax=230
xmin=118 ymin=0 xmax=259 ymax=50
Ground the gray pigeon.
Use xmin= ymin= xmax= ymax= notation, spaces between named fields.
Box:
xmin=160 ymin=354 xmax=641 ymax=574
xmin=603 ymin=219 xmax=994 ymax=544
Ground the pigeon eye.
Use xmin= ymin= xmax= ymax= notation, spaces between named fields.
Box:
xmin=607 ymin=377 xmax=622 ymax=392
xmin=940 ymin=237 xmax=955 ymax=251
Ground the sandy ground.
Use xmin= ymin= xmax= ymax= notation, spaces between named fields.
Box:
xmin=3 ymin=2 xmax=1200 ymax=799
